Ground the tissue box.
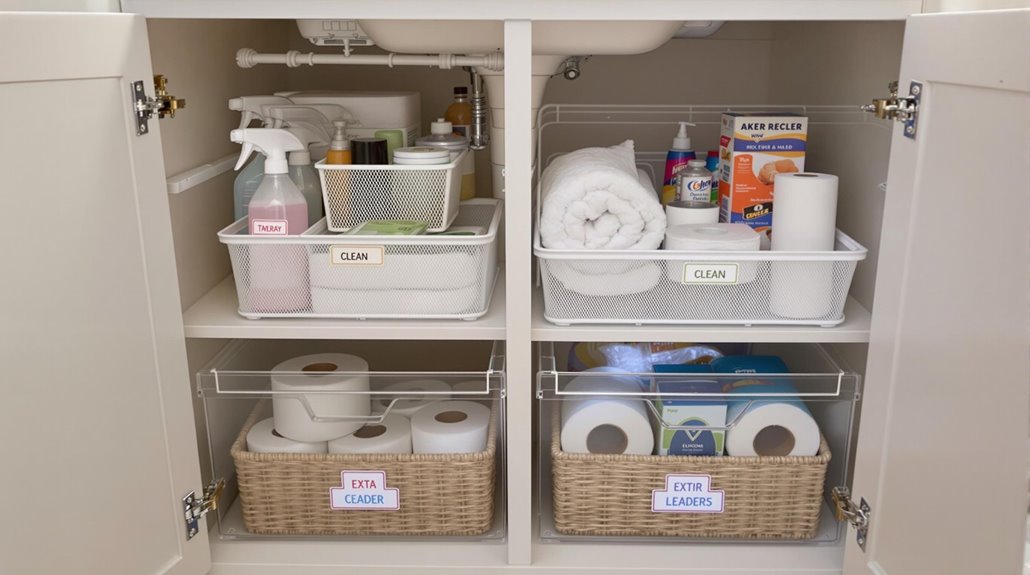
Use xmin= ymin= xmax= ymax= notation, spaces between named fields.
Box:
xmin=718 ymin=113 xmax=808 ymax=238
xmin=655 ymin=380 xmax=727 ymax=456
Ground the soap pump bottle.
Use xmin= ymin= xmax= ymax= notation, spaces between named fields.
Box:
xmin=661 ymin=121 xmax=697 ymax=204
xmin=230 ymin=128 xmax=310 ymax=313
xmin=326 ymin=120 xmax=352 ymax=165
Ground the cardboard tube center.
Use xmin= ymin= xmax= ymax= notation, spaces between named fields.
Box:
xmin=587 ymin=424 xmax=629 ymax=454
xmin=435 ymin=410 xmax=468 ymax=424
xmin=354 ymin=424 xmax=387 ymax=439
xmin=302 ymin=362 xmax=338 ymax=373
xmin=753 ymin=425 xmax=796 ymax=456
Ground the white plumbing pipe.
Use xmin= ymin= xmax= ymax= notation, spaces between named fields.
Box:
xmin=236 ymin=48 xmax=504 ymax=71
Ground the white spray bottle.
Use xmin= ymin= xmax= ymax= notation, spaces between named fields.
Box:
xmin=282 ymin=121 xmax=328 ymax=224
xmin=265 ymin=103 xmax=352 ymax=160
xmin=229 ymin=96 xmax=293 ymax=219
xmin=230 ymin=128 xmax=310 ymax=313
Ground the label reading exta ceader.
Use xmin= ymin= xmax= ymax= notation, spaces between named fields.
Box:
xmin=330 ymin=470 xmax=399 ymax=510
xmin=682 ymin=263 xmax=739 ymax=285
xmin=330 ymin=245 xmax=385 ymax=266
xmin=652 ymin=474 xmax=725 ymax=513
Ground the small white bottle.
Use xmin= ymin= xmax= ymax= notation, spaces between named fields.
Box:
xmin=676 ymin=159 xmax=713 ymax=203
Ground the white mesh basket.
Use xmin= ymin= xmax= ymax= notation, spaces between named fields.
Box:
xmin=534 ymin=229 xmax=866 ymax=327
xmin=314 ymin=151 xmax=465 ymax=233
xmin=219 ymin=199 xmax=501 ymax=320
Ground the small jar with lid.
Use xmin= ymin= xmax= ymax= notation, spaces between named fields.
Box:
xmin=416 ymin=118 xmax=476 ymax=200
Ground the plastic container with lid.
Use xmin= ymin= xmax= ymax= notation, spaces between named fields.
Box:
xmin=393 ymin=146 xmax=451 ymax=166
xmin=417 ymin=118 xmax=476 ymax=200
xmin=676 ymin=159 xmax=714 ymax=203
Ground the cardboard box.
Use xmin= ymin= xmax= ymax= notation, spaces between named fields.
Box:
xmin=719 ymin=113 xmax=808 ymax=240
xmin=654 ymin=380 xmax=727 ymax=456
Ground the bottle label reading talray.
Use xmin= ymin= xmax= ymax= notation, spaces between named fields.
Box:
xmin=251 ymin=219 xmax=288 ymax=235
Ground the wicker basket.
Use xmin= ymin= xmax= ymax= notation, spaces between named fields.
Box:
xmin=231 ymin=402 xmax=498 ymax=536
xmin=550 ymin=409 xmax=831 ymax=539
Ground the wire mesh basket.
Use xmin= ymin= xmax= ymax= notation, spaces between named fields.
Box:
xmin=219 ymin=199 xmax=500 ymax=320
xmin=315 ymin=151 xmax=466 ymax=233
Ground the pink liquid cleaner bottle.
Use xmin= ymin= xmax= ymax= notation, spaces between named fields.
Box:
xmin=231 ymin=128 xmax=311 ymax=314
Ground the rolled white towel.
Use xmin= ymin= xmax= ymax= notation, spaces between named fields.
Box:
xmin=539 ymin=140 xmax=666 ymax=250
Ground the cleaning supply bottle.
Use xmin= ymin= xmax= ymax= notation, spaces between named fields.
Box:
xmin=661 ymin=121 xmax=696 ymax=204
xmin=326 ymin=120 xmax=352 ymax=165
xmin=676 ymin=159 xmax=713 ymax=203
xmin=266 ymin=103 xmax=351 ymax=160
xmin=706 ymin=150 xmax=720 ymax=204
xmin=230 ymin=128 xmax=310 ymax=313
xmin=416 ymin=118 xmax=475 ymax=200
xmin=444 ymin=86 xmax=472 ymax=137
xmin=283 ymin=122 xmax=328 ymax=224
xmin=229 ymin=96 xmax=293 ymax=220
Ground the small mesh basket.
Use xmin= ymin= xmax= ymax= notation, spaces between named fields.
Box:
xmin=315 ymin=151 xmax=465 ymax=232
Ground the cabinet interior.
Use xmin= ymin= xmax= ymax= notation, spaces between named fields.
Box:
xmin=149 ymin=16 xmax=902 ymax=568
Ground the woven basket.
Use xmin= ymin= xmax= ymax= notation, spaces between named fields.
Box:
xmin=231 ymin=402 xmax=497 ymax=536
xmin=550 ymin=409 xmax=830 ymax=539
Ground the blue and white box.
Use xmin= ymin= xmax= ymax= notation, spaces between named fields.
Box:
xmin=655 ymin=380 xmax=727 ymax=456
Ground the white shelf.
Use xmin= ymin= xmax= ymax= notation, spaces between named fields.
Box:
xmin=531 ymin=290 xmax=872 ymax=343
xmin=183 ymin=273 xmax=506 ymax=340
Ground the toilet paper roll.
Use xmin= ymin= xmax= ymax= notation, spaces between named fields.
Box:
xmin=378 ymin=379 xmax=451 ymax=417
xmin=328 ymin=414 xmax=412 ymax=454
xmin=724 ymin=381 xmax=821 ymax=457
xmin=246 ymin=418 xmax=328 ymax=454
xmin=411 ymin=400 xmax=492 ymax=454
xmin=272 ymin=353 xmax=371 ymax=442
xmin=560 ymin=372 xmax=654 ymax=455
xmin=666 ymin=201 xmax=720 ymax=227
xmin=664 ymin=224 xmax=762 ymax=284
xmin=770 ymin=173 xmax=839 ymax=251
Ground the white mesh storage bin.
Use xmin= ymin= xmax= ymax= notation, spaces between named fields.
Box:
xmin=219 ymin=199 xmax=500 ymax=320
xmin=535 ymin=230 xmax=866 ymax=327
xmin=315 ymin=151 xmax=466 ymax=232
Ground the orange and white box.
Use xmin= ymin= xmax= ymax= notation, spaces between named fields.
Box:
xmin=718 ymin=113 xmax=808 ymax=243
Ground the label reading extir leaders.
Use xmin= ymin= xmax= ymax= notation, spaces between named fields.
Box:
xmin=330 ymin=245 xmax=385 ymax=266
xmin=652 ymin=474 xmax=725 ymax=513
xmin=330 ymin=470 xmax=399 ymax=510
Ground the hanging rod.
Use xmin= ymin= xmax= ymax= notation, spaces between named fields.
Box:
xmin=236 ymin=48 xmax=504 ymax=71
xmin=166 ymin=153 xmax=237 ymax=195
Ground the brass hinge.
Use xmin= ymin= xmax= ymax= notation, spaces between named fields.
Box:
xmin=861 ymin=80 xmax=921 ymax=140
xmin=132 ymin=75 xmax=186 ymax=136
xmin=183 ymin=478 xmax=225 ymax=540
xmin=832 ymin=486 xmax=870 ymax=551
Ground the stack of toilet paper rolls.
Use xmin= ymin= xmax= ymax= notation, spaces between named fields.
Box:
xmin=246 ymin=355 xmax=491 ymax=455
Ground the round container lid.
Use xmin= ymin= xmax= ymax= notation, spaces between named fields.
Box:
xmin=415 ymin=134 xmax=467 ymax=151
xmin=431 ymin=117 xmax=454 ymax=135
xmin=394 ymin=146 xmax=450 ymax=160
xmin=687 ymin=159 xmax=707 ymax=168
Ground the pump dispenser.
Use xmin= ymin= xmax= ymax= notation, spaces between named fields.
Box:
xmin=326 ymin=120 xmax=352 ymax=165
xmin=230 ymin=96 xmax=293 ymax=220
xmin=230 ymin=128 xmax=310 ymax=313
xmin=662 ymin=121 xmax=697 ymax=204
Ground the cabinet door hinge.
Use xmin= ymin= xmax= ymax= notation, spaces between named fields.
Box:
xmin=132 ymin=75 xmax=186 ymax=136
xmin=832 ymin=485 xmax=871 ymax=551
xmin=861 ymin=80 xmax=921 ymax=140
xmin=183 ymin=478 xmax=225 ymax=540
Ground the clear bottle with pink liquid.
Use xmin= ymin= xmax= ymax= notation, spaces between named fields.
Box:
xmin=230 ymin=128 xmax=311 ymax=314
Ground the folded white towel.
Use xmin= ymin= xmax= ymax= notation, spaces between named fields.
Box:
xmin=539 ymin=141 xmax=666 ymax=250
xmin=311 ymin=285 xmax=483 ymax=316
xmin=309 ymin=251 xmax=479 ymax=290
xmin=546 ymin=260 xmax=662 ymax=297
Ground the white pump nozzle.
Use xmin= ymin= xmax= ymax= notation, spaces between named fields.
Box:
xmin=228 ymin=95 xmax=293 ymax=129
xmin=330 ymin=120 xmax=350 ymax=151
xmin=673 ymin=121 xmax=695 ymax=151
xmin=231 ymin=128 xmax=305 ymax=174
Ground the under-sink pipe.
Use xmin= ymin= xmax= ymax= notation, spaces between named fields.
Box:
xmin=467 ymin=67 xmax=489 ymax=150
xmin=236 ymin=48 xmax=504 ymax=71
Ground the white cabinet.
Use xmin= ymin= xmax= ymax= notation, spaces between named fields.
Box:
xmin=0 ymin=6 xmax=1027 ymax=575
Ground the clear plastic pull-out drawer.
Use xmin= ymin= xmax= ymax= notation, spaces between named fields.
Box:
xmin=536 ymin=342 xmax=861 ymax=544
xmin=196 ymin=339 xmax=506 ymax=541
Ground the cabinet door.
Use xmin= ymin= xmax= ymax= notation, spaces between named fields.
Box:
xmin=0 ymin=13 xmax=209 ymax=575
xmin=844 ymin=9 xmax=1029 ymax=575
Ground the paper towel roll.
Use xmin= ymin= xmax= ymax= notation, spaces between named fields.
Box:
xmin=666 ymin=201 xmax=720 ymax=227
xmin=560 ymin=372 xmax=653 ymax=455
xmin=769 ymin=171 xmax=840 ymax=319
xmin=246 ymin=417 xmax=328 ymax=454
xmin=664 ymin=224 xmax=761 ymax=284
xmin=378 ymin=379 xmax=451 ymax=417
xmin=328 ymin=414 xmax=412 ymax=454
xmin=770 ymin=172 xmax=839 ymax=251
xmin=411 ymin=400 xmax=491 ymax=454
xmin=724 ymin=381 xmax=820 ymax=457
xmin=271 ymin=353 xmax=371 ymax=442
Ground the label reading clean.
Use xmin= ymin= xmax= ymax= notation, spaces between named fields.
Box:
xmin=330 ymin=470 xmax=399 ymax=510
xmin=652 ymin=474 xmax=725 ymax=513
xmin=251 ymin=219 xmax=288 ymax=235
xmin=330 ymin=245 xmax=385 ymax=266
xmin=682 ymin=263 xmax=739 ymax=285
